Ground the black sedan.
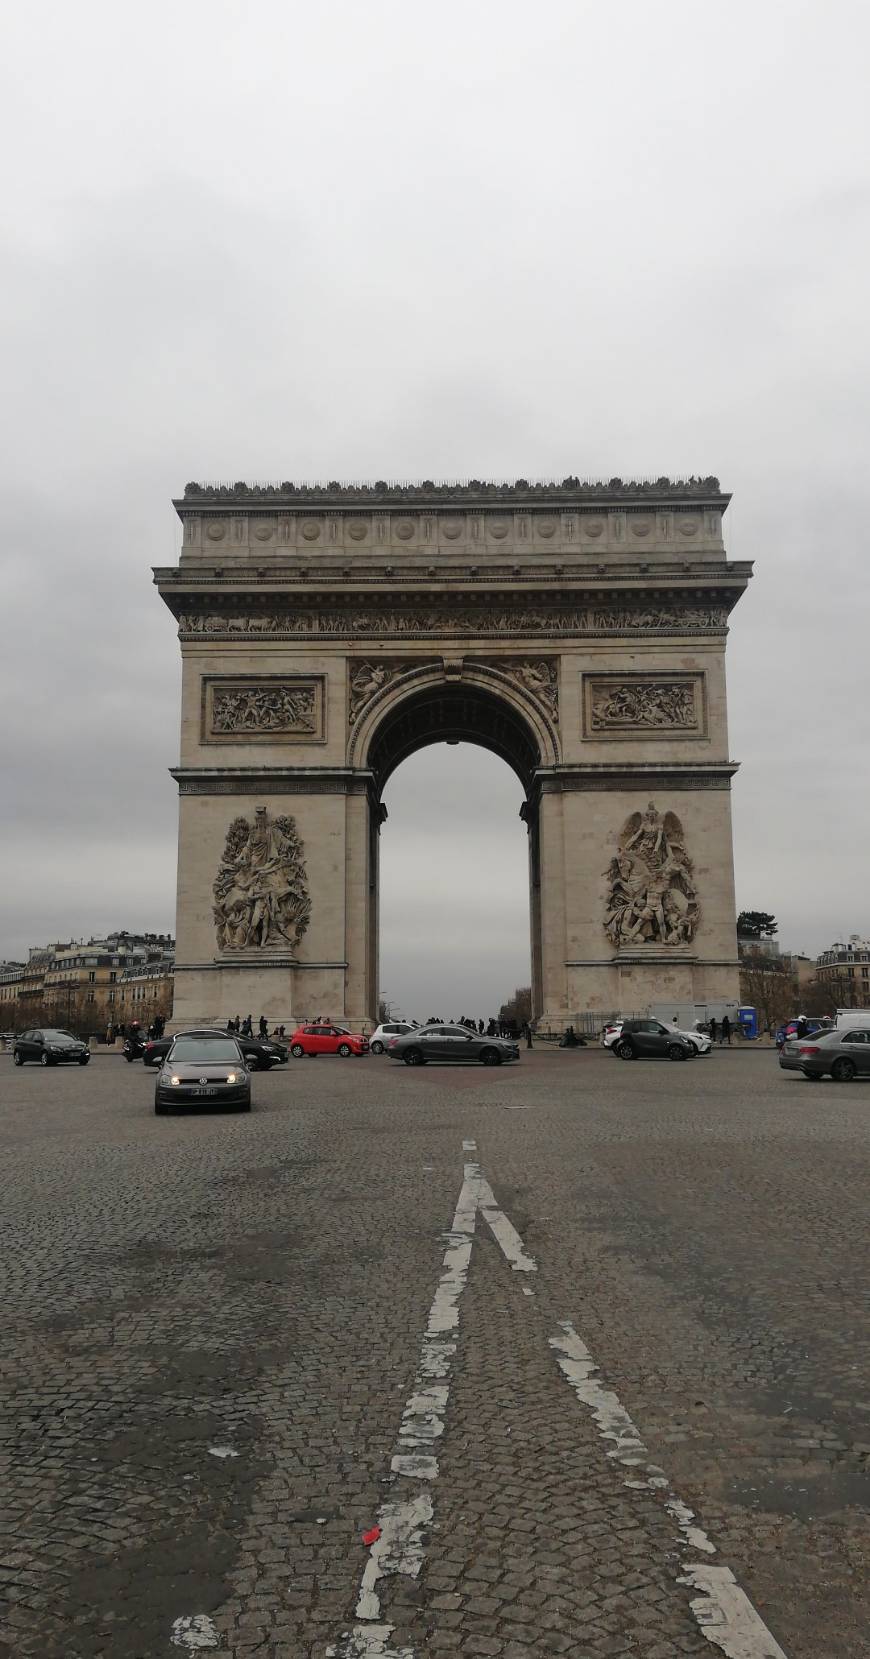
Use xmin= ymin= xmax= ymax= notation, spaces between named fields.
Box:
xmin=143 ymin=1029 xmax=287 ymax=1069
xmin=13 ymin=1028 xmax=90 ymax=1067
xmin=387 ymin=1024 xmax=520 ymax=1066
xmin=611 ymin=1019 xmax=696 ymax=1061
xmin=155 ymin=1034 xmax=251 ymax=1115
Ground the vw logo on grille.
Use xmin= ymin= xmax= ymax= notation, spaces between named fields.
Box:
xmin=199 ymin=1076 xmax=208 ymax=1084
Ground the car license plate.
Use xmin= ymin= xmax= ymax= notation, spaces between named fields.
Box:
xmin=193 ymin=1086 xmax=216 ymax=1096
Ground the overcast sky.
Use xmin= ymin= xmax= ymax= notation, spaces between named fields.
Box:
xmin=2 ymin=0 xmax=868 ymax=1012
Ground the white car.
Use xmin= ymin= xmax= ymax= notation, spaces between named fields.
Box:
xmin=601 ymin=1019 xmax=711 ymax=1055
xmin=369 ymin=1021 xmax=415 ymax=1055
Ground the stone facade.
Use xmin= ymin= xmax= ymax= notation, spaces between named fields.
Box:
xmin=156 ymin=478 xmax=751 ymax=1026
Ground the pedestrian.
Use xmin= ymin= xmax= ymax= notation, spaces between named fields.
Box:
xmin=259 ymin=1015 xmax=268 ymax=1038
xmin=709 ymin=1017 xmax=718 ymax=1044
xmin=242 ymin=1014 xmax=252 ymax=1037
xmin=523 ymin=1020 xmax=533 ymax=1049
xmin=721 ymin=1014 xmax=731 ymax=1046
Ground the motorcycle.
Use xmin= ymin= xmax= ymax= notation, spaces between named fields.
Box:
xmin=123 ymin=1032 xmax=146 ymax=1062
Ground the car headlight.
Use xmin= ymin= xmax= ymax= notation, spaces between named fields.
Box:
xmin=169 ymin=1075 xmax=181 ymax=1087
xmin=226 ymin=1072 xmax=238 ymax=1084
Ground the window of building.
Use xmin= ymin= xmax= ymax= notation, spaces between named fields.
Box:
xmin=88 ymin=971 xmax=96 ymax=983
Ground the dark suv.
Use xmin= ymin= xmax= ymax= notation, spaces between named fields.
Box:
xmin=611 ymin=1019 xmax=695 ymax=1062
xmin=14 ymin=1029 xmax=90 ymax=1066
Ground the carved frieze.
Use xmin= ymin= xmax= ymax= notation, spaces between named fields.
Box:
xmin=213 ymin=807 xmax=311 ymax=952
xmin=348 ymin=661 xmax=420 ymax=726
xmin=202 ymin=677 xmax=325 ymax=744
xmin=179 ymin=605 xmax=729 ymax=641
xmin=603 ymin=804 xmax=701 ymax=949
xmin=583 ymin=674 xmax=705 ymax=739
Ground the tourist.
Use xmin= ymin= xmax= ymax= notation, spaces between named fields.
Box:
xmin=709 ymin=1017 xmax=718 ymax=1043
xmin=721 ymin=1014 xmax=731 ymax=1046
xmin=259 ymin=1016 xmax=268 ymax=1038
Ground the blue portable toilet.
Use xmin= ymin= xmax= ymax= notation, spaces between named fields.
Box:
xmin=738 ymin=1006 xmax=757 ymax=1040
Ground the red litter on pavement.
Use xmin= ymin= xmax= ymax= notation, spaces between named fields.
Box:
xmin=362 ymin=1526 xmax=381 ymax=1547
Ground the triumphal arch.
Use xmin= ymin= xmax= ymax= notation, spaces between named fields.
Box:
xmin=155 ymin=478 xmax=751 ymax=1028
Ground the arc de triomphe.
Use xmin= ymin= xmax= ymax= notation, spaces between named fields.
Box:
xmin=155 ymin=478 xmax=750 ymax=1028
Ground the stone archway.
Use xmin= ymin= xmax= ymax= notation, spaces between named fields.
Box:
xmin=156 ymin=477 xmax=750 ymax=1028
xmin=350 ymin=669 xmax=555 ymax=1018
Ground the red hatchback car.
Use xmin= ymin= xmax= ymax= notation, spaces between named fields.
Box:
xmin=289 ymin=1024 xmax=369 ymax=1058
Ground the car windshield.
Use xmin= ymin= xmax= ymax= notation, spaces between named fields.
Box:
xmin=169 ymin=1038 xmax=240 ymax=1063
xmin=44 ymin=1030 xmax=77 ymax=1045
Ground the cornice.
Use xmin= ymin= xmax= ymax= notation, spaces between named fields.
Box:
xmin=175 ymin=475 xmax=730 ymax=511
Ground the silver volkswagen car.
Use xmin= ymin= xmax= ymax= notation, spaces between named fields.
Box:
xmin=155 ymin=1033 xmax=251 ymax=1114
xmin=386 ymin=1024 xmax=520 ymax=1066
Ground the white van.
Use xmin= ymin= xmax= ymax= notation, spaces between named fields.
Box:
xmin=834 ymin=1008 xmax=870 ymax=1032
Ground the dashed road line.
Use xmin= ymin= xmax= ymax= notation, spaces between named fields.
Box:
xmin=320 ymin=1143 xmax=790 ymax=1659
xmin=326 ymin=1159 xmax=479 ymax=1657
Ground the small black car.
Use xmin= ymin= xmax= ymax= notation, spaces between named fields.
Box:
xmin=143 ymin=1029 xmax=288 ymax=1069
xmin=611 ymin=1019 xmax=695 ymax=1062
xmin=14 ymin=1029 xmax=90 ymax=1066
xmin=155 ymin=1035 xmax=251 ymax=1115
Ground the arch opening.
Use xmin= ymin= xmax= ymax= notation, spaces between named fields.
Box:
xmin=366 ymin=681 xmax=542 ymax=798
xmin=378 ymin=743 xmax=533 ymax=1023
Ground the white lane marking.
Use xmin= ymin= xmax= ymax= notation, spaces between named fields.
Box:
xmin=462 ymin=1138 xmax=477 ymax=1151
xmin=467 ymin=1163 xmax=537 ymax=1273
xmin=549 ymin=1324 xmax=788 ymax=1659
xmin=207 ymin=1444 xmax=238 ymax=1460
xmin=171 ymin=1614 xmax=220 ymax=1649
xmin=327 ymin=1163 xmax=479 ymax=1658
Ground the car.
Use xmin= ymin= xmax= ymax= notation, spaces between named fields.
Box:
xmin=386 ymin=1024 xmax=520 ymax=1066
xmin=782 ymin=1027 xmax=870 ymax=1082
xmin=602 ymin=1019 xmax=710 ymax=1055
xmin=154 ymin=1033 xmax=251 ymax=1114
xmin=288 ymin=1024 xmax=370 ymax=1058
xmin=369 ymin=1021 xmax=415 ymax=1055
xmin=13 ymin=1029 xmax=90 ymax=1067
xmin=143 ymin=1029 xmax=288 ymax=1069
xmin=775 ymin=1018 xmax=832 ymax=1050
xmin=609 ymin=1019 xmax=696 ymax=1061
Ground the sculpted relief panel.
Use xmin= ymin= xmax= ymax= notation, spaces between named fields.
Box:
xmin=475 ymin=658 xmax=559 ymax=723
xmin=203 ymin=677 xmax=324 ymax=743
xmin=347 ymin=660 xmax=421 ymax=726
xmin=584 ymin=674 xmax=704 ymax=739
xmin=603 ymin=804 xmax=700 ymax=949
xmin=213 ymin=807 xmax=311 ymax=952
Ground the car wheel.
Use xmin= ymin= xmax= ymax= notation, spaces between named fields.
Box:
xmin=802 ymin=1072 xmax=823 ymax=1082
xmin=337 ymin=1043 xmax=352 ymax=1056
xmin=480 ymin=1047 xmax=502 ymax=1066
xmin=154 ymin=1100 xmax=169 ymax=1115
xmin=238 ymin=1100 xmax=252 ymax=1113
xmin=667 ymin=1043 xmax=687 ymax=1061
xmin=79 ymin=1054 xmax=90 ymax=1065
xmin=125 ymin=1052 xmax=135 ymax=1063
xmin=614 ymin=1040 xmax=635 ymax=1060
xmin=831 ymin=1057 xmax=856 ymax=1082
xmin=40 ymin=1052 xmax=53 ymax=1067
xmin=370 ymin=1041 xmax=384 ymax=1054
xmin=291 ymin=1043 xmax=305 ymax=1058
xmin=13 ymin=1051 xmax=23 ymax=1066
xmin=403 ymin=1048 xmax=425 ymax=1066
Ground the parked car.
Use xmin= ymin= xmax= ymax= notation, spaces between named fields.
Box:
xmin=143 ymin=1030 xmax=288 ymax=1069
xmin=609 ymin=1019 xmax=696 ymax=1061
xmin=386 ymin=1024 xmax=520 ymax=1066
xmin=782 ymin=1027 xmax=870 ymax=1082
xmin=369 ymin=1021 xmax=415 ymax=1055
xmin=13 ymin=1029 xmax=90 ymax=1067
xmin=603 ymin=1019 xmax=710 ymax=1055
xmin=288 ymin=1024 xmax=369 ymax=1058
xmin=155 ymin=1033 xmax=251 ymax=1115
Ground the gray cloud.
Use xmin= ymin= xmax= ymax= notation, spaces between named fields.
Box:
xmin=2 ymin=0 xmax=869 ymax=1004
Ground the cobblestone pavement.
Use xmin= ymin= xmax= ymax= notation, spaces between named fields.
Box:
xmin=1 ymin=1047 xmax=869 ymax=1658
